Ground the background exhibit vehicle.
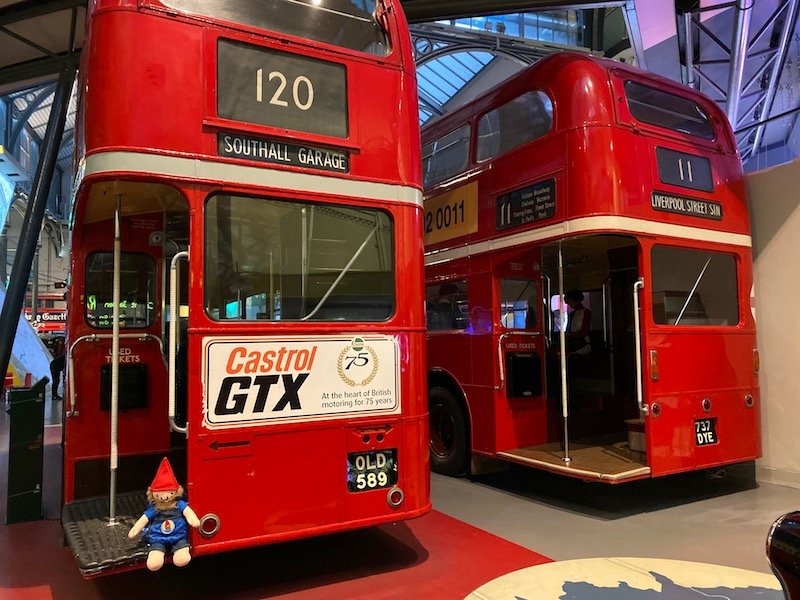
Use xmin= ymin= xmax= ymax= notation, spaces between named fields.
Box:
xmin=421 ymin=52 xmax=759 ymax=484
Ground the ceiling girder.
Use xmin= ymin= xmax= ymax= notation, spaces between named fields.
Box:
xmin=681 ymin=0 xmax=800 ymax=163
xmin=0 ymin=0 xmax=86 ymax=26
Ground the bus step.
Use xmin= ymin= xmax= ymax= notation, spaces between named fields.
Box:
xmin=62 ymin=491 xmax=148 ymax=577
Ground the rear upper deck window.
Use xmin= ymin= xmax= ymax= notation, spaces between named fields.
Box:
xmin=476 ymin=91 xmax=553 ymax=162
xmin=158 ymin=0 xmax=390 ymax=56
xmin=625 ymin=81 xmax=714 ymax=140
xmin=422 ymin=125 xmax=471 ymax=188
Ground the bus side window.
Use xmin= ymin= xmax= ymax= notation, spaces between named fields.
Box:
xmin=426 ymin=282 xmax=468 ymax=331
xmin=476 ymin=91 xmax=553 ymax=162
xmin=500 ymin=278 xmax=538 ymax=329
xmin=422 ymin=125 xmax=471 ymax=188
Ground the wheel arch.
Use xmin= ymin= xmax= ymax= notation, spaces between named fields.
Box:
xmin=427 ymin=368 xmax=472 ymax=452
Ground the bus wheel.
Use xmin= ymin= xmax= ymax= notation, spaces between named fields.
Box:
xmin=428 ymin=386 xmax=468 ymax=476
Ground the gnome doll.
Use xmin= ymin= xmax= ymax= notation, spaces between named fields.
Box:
xmin=128 ymin=457 xmax=201 ymax=571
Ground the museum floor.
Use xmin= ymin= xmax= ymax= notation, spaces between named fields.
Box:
xmin=0 ymin=399 xmax=796 ymax=599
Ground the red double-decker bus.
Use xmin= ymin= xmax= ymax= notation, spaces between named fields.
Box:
xmin=62 ymin=0 xmax=429 ymax=577
xmin=421 ymin=51 xmax=760 ymax=484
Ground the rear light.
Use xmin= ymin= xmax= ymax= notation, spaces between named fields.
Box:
xmin=753 ymin=348 xmax=760 ymax=374
xmin=387 ymin=486 xmax=404 ymax=508
xmin=199 ymin=513 xmax=220 ymax=537
xmin=649 ymin=350 xmax=659 ymax=381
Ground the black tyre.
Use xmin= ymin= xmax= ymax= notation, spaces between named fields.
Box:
xmin=428 ymin=386 xmax=468 ymax=476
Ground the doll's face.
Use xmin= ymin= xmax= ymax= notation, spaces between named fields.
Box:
xmin=153 ymin=489 xmax=177 ymax=503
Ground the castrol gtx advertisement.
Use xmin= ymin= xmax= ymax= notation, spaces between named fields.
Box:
xmin=203 ymin=335 xmax=400 ymax=428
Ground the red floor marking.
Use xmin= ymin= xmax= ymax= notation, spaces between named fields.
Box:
xmin=1 ymin=426 xmax=551 ymax=598
xmin=0 ymin=510 xmax=550 ymax=599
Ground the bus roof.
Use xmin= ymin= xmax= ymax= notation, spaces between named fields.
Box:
xmin=421 ymin=51 xmax=731 ymax=150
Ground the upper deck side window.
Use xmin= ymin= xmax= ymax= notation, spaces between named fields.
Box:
xmin=476 ymin=91 xmax=553 ymax=162
xmin=422 ymin=124 xmax=471 ymax=189
xmin=156 ymin=0 xmax=390 ymax=56
xmin=624 ymin=81 xmax=715 ymax=140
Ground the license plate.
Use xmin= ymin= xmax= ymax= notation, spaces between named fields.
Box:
xmin=347 ymin=449 xmax=397 ymax=492
xmin=695 ymin=418 xmax=718 ymax=446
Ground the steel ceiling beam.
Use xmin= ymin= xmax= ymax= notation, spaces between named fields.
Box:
xmin=0 ymin=0 xmax=87 ymax=26
xmin=725 ymin=0 xmax=753 ymax=125
xmin=401 ymin=0 xmax=617 ymax=23
xmin=681 ymin=0 xmax=800 ymax=164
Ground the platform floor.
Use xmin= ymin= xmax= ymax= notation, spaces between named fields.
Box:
xmin=1 ymin=400 xmax=796 ymax=598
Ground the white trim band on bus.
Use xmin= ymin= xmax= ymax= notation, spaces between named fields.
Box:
xmin=424 ymin=215 xmax=752 ymax=265
xmin=77 ymin=151 xmax=424 ymax=208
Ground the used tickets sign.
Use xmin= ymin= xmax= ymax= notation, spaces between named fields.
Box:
xmin=203 ymin=335 xmax=400 ymax=428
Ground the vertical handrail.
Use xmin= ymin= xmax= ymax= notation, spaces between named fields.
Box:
xmin=169 ymin=250 xmax=189 ymax=435
xmin=602 ymin=281 xmax=609 ymax=345
xmin=632 ymin=277 xmax=648 ymax=416
xmin=557 ymin=247 xmax=570 ymax=463
xmin=109 ymin=196 xmax=122 ymax=524
xmin=543 ymin=275 xmax=552 ymax=348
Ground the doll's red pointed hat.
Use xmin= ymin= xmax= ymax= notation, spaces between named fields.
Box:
xmin=150 ymin=457 xmax=179 ymax=491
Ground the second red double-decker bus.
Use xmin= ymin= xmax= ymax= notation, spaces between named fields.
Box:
xmin=421 ymin=51 xmax=759 ymax=484
xmin=62 ymin=0 xmax=429 ymax=577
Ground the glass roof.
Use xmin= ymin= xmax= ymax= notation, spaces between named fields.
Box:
xmin=414 ymin=10 xmax=587 ymax=125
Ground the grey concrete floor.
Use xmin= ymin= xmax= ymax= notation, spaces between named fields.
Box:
xmin=431 ymin=463 xmax=799 ymax=575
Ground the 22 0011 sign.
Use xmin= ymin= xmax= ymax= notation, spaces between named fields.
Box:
xmin=347 ymin=449 xmax=397 ymax=492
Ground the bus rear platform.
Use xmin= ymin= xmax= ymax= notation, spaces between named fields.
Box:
xmin=61 ymin=491 xmax=148 ymax=577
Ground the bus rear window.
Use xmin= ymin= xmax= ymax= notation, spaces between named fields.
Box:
xmin=205 ymin=194 xmax=395 ymax=322
xmin=625 ymin=81 xmax=714 ymax=140
xmin=422 ymin=125 xmax=471 ymax=188
xmin=651 ymin=246 xmax=738 ymax=326
xmin=157 ymin=0 xmax=390 ymax=56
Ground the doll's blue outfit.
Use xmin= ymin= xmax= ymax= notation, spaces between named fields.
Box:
xmin=141 ymin=499 xmax=190 ymax=553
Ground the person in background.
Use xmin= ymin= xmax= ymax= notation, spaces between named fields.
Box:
xmin=564 ymin=289 xmax=591 ymax=356
xmin=50 ymin=336 xmax=66 ymax=401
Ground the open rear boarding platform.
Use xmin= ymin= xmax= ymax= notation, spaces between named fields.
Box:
xmin=62 ymin=491 xmax=150 ymax=577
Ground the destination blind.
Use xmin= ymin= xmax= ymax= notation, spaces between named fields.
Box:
xmin=218 ymin=132 xmax=349 ymax=173
xmin=651 ymin=191 xmax=722 ymax=221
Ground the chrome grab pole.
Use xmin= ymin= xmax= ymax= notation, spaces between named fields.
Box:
xmin=543 ymin=275 xmax=552 ymax=348
xmin=632 ymin=277 xmax=649 ymax=416
xmin=557 ymin=247 xmax=570 ymax=463
xmin=169 ymin=250 xmax=189 ymax=436
xmin=109 ymin=196 xmax=121 ymax=524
